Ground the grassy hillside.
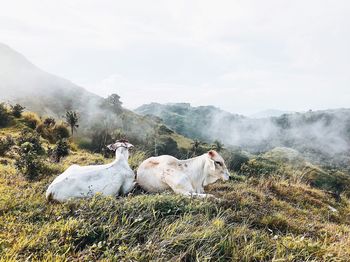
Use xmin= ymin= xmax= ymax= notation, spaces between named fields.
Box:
xmin=1 ymin=111 xmax=350 ymax=261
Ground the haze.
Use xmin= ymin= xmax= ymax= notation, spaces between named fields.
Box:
xmin=1 ymin=0 xmax=349 ymax=115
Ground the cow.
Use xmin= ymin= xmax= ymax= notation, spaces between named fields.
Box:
xmin=46 ymin=140 xmax=135 ymax=202
xmin=136 ymin=150 xmax=230 ymax=197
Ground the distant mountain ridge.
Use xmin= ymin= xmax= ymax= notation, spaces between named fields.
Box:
xmin=135 ymin=102 xmax=350 ymax=167
xmin=250 ymin=109 xmax=292 ymax=118
xmin=136 ymin=102 xmax=245 ymax=141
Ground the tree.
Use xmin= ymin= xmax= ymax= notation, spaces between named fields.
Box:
xmin=212 ymin=140 xmax=224 ymax=152
xmin=0 ymin=103 xmax=12 ymax=127
xmin=65 ymin=111 xmax=79 ymax=137
xmin=50 ymin=139 xmax=69 ymax=162
xmin=191 ymin=139 xmax=202 ymax=156
xmin=104 ymin=94 xmax=123 ymax=114
xmin=11 ymin=104 xmax=25 ymax=118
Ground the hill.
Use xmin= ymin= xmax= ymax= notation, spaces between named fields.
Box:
xmin=1 ymin=113 xmax=350 ymax=260
xmin=135 ymin=103 xmax=350 ymax=168
xmin=249 ymin=109 xmax=292 ymax=119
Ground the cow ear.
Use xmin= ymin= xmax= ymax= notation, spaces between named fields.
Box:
xmin=127 ymin=143 xmax=134 ymax=149
xmin=208 ymin=150 xmax=216 ymax=159
xmin=107 ymin=144 xmax=116 ymax=151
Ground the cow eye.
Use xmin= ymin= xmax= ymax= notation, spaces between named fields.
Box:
xmin=215 ymin=161 xmax=222 ymax=166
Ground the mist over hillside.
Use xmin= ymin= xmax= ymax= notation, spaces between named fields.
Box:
xmin=0 ymin=43 xmax=157 ymax=141
xmin=136 ymin=103 xmax=350 ymax=167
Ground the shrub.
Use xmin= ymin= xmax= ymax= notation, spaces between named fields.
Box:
xmin=0 ymin=135 xmax=15 ymax=156
xmin=53 ymin=123 xmax=70 ymax=140
xmin=17 ymin=129 xmax=45 ymax=155
xmin=11 ymin=104 xmax=25 ymax=118
xmin=0 ymin=103 xmax=13 ymax=127
xmin=43 ymin=117 xmax=56 ymax=127
xmin=49 ymin=139 xmax=69 ymax=162
xmin=36 ymin=123 xmax=54 ymax=143
xmin=227 ymin=151 xmax=250 ymax=172
xmin=22 ymin=112 xmax=41 ymax=129
xmin=156 ymin=137 xmax=179 ymax=156
xmin=15 ymin=142 xmax=45 ymax=180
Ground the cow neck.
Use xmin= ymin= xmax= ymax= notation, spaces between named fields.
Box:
xmin=112 ymin=147 xmax=129 ymax=165
xmin=181 ymin=154 xmax=207 ymax=181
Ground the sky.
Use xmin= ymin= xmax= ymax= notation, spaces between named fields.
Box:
xmin=0 ymin=0 xmax=349 ymax=115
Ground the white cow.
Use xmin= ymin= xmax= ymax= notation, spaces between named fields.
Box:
xmin=46 ymin=140 xmax=135 ymax=202
xmin=137 ymin=150 xmax=230 ymax=197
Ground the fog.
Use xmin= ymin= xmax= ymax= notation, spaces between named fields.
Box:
xmin=208 ymin=109 xmax=350 ymax=165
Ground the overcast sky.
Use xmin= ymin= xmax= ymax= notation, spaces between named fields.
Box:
xmin=0 ymin=0 xmax=349 ymax=115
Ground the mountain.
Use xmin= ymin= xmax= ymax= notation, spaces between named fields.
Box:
xmin=0 ymin=43 xmax=160 ymax=141
xmin=136 ymin=102 xmax=245 ymax=141
xmin=249 ymin=109 xmax=292 ymax=118
xmin=135 ymin=103 xmax=350 ymax=168
xmin=0 ymin=43 xmax=102 ymax=118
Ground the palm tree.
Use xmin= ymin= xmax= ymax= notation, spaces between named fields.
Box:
xmin=212 ymin=140 xmax=224 ymax=152
xmin=65 ymin=111 xmax=79 ymax=137
xmin=191 ymin=139 xmax=202 ymax=156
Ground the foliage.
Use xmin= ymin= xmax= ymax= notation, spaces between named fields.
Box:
xmin=53 ymin=123 xmax=70 ymax=140
xmin=43 ymin=117 xmax=56 ymax=127
xmin=0 ymin=103 xmax=13 ymax=127
xmin=225 ymin=150 xmax=250 ymax=172
xmin=22 ymin=112 xmax=41 ymax=129
xmin=10 ymin=103 xmax=25 ymax=118
xmin=17 ymin=129 xmax=45 ymax=155
xmin=65 ymin=110 xmax=79 ymax=136
xmin=49 ymin=139 xmax=70 ymax=162
xmin=15 ymin=142 xmax=45 ymax=180
xmin=211 ymin=140 xmax=224 ymax=152
xmin=37 ymin=118 xmax=69 ymax=143
xmin=102 ymin=93 xmax=123 ymax=114
xmin=156 ymin=137 xmax=179 ymax=157
xmin=0 ymin=135 xmax=15 ymax=156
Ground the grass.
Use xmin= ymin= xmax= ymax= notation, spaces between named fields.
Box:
xmin=1 ymin=117 xmax=350 ymax=261
xmin=1 ymin=158 xmax=350 ymax=261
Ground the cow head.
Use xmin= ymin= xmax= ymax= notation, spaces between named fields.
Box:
xmin=107 ymin=139 xmax=134 ymax=159
xmin=203 ymin=150 xmax=230 ymax=186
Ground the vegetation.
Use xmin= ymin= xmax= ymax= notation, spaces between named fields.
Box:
xmin=10 ymin=103 xmax=25 ymax=118
xmin=22 ymin=111 xmax=41 ymax=129
xmin=212 ymin=139 xmax=224 ymax=152
xmin=65 ymin=110 xmax=79 ymax=137
xmin=1 ymin=106 xmax=350 ymax=260
xmin=0 ymin=103 xmax=13 ymax=127
xmin=49 ymin=139 xmax=70 ymax=162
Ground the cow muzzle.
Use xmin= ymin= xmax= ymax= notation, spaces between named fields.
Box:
xmin=222 ymin=171 xmax=230 ymax=181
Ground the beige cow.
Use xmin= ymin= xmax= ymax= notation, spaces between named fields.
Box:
xmin=137 ymin=150 xmax=230 ymax=197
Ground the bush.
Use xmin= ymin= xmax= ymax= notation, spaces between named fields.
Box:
xmin=22 ymin=112 xmax=41 ymax=129
xmin=43 ymin=117 xmax=56 ymax=127
xmin=227 ymin=151 xmax=250 ymax=172
xmin=17 ymin=129 xmax=45 ymax=155
xmin=0 ymin=135 xmax=15 ymax=156
xmin=0 ymin=103 xmax=13 ymax=127
xmin=156 ymin=137 xmax=179 ymax=156
xmin=15 ymin=142 xmax=45 ymax=180
xmin=49 ymin=139 xmax=69 ymax=162
xmin=53 ymin=123 xmax=70 ymax=140
xmin=11 ymin=104 xmax=25 ymax=118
